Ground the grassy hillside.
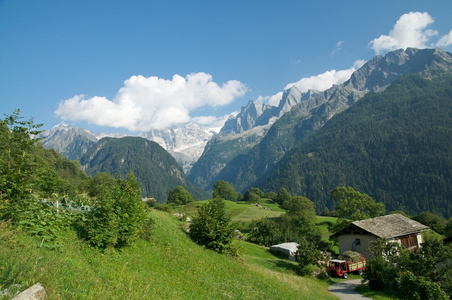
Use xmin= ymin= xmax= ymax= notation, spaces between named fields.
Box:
xmin=0 ymin=210 xmax=337 ymax=299
xmin=179 ymin=199 xmax=285 ymax=223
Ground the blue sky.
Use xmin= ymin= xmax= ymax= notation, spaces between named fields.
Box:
xmin=1 ymin=1 xmax=452 ymax=133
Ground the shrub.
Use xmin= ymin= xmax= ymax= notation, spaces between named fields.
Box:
xmin=83 ymin=172 xmax=149 ymax=249
xmin=362 ymin=256 xmax=398 ymax=291
xmin=396 ymin=271 xmax=448 ymax=300
xmin=295 ymin=237 xmax=324 ymax=276
xmin=189 ymin=198 xmax=236 ymax=254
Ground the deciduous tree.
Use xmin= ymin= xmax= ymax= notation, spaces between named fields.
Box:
xmin=189 ymin=198 xmax=235 ymax=254
xmin=212 ymin=180 xmax=238 ymax=201
xmin=167 ymin=185 xmax=193 ymax=205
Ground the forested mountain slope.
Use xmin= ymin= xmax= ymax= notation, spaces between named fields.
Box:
xmin=259 ymin=72 xmax=452 ymax=218
xmin=80 ymin=136 xmax=209 ymax=202
xmin=214 ymin=48 xmax=452 ymax=192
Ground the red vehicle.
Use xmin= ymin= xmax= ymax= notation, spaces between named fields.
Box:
xmin=328 ymin=254 xmax=366 ymax=279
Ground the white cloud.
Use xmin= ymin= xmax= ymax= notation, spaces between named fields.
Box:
xmin=191 ymin=112 xmax=237 ymax=129
xmin=437 ymin=29 xmax=452 ymax=47
xmin=369 ymin=12 xmax=438 ymax=54
xmin=257 ymin=93 xmax=283 ymax=106
xmin=284 ymin=59 xmax=366 ymax=92
xmin=331 ymin=40 xmax=344 ymax=56
xmin=55 ymin=72 xmax=248 ymax=131
xmin=259 ymin=60 xmax=366 ymax=107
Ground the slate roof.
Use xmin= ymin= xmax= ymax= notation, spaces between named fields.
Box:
xmin=333 ymin=214 xmax=429 ymax=239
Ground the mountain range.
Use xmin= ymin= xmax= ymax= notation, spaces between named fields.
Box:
xmin=189 ymin=48 xmax=452 ymax=193
xmin=41 ymin=47 xmax=452 ymax=217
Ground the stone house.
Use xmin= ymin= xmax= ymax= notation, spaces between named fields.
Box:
xmin=332 ymin=214 xmax=429 ymax=259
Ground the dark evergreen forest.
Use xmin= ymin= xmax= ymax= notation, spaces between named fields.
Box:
xmin=259 ymin=72 xmax=452 ymax=218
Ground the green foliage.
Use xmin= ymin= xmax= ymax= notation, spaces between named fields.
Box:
xmin=212 ymin=180 xmax=239 ymax=201
xmin=264 ymin=191 xmax=277 ymax=201
xmin=0 ymin=211 xmax=338 ymax=299
xmin=83 ymin=172 xmax=150 ymax=249
xmin=189 ymin=198 xmax=236 ymax=254
xmin=7 ymin=195 xmax=74 ymax=247
xmin=243 ymin=190 xmax=261 ymax=203
xmin=167 ymin=185 xmax=193 ymax=205
xmin=364 ymin=256 xmax=400 ymax=292
xmin=295 ymin=237 xmax=325 ymax=276
xmin=80 ymin=136 xmax=207 ymax=202
xmin=446 ymin=218 xmax=452 ymax=238
xmin=248 ymin=218 xmax=283 ymax=246
xmin=412 ymin=211 xmax=447 ymax=234
xmin=396 ymin=271 xmax=448 ymax=300
xmin=331 ymin=186 xmax=385 ymax=221
xmin=277 ymin=196 xmax=321 ymax=244
xmin=250 ymin=187 xmax=264 ymax=198
xmin=364 ymin=237 xmax=452 ymax=297
xmin=88 ymin=172 xmax=116 ymax=198
xmin=0 ymin=109 xmax=43 ymax=204
xmin=276 ymin=187 xmax=291 ymax=205
xmin=260 ymin=73 xmax=452 ymax=218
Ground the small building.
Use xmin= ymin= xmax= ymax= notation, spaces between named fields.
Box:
xmin=270 ymin=242 xmax=299 ymax=261
xmin=332 ymin=214 xmax=429 ymax=260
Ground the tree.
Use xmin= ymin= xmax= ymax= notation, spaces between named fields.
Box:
xmin=248 ymin=218 xmax=283 ymax=246
xmin=243 ymin=190 xmax=260 ymax=203
xmin=189 ymin=198 xmax=235 ymax=254
xmin=0 ymin=110 xmax=43 ymax=219
xmin=331 ymin=186 xmax=385 ymax=221
xmin=446 ymin=217 xmax=452 ymax=238
xmin=296 ymin=237 xmax=325 ymax=276
xmin=212 ymin=180 xmax=238 ymax=201
xmin=88 ymin=172 xmax=116 ymax=198
xmin=363 ymin=234 xmax=452 ymax=297
xmin=275 ymin=187 xmax=291 ymax=205
xmin=264 ymin=191 xmax=277 ymax=201
xmin=167 ymin=186 xmax=193 ymax=206
xmin=277 ymin=196 xmax=321 ymax=243
xmin=249 ymin=187 xmax=264 ymax=198
xmin=83 ymin=172 xmax=149 ymax=249
xmin=412 ymin=211 xmax=447 ymax=235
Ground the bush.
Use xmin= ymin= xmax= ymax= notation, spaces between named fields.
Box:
xmin=189 ymin=198 xmax=236 ymax=254
xmin=396 ymin=271 xmax=448 ymax=300
xmin=362 ymin=256 xmax=398 ymax=291
xmin=295 ymin=237 xmax=324 ymax=276
xmin=83 ymin=172 xmax=149 ymax=249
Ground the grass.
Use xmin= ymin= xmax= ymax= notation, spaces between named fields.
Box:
xmin=355 ymin=284 xmax=400 ymax=299
xmin=178 ymin=199 xmax=285 ymax=225
xmin=0 ymin=211 xmax=338 ymax=299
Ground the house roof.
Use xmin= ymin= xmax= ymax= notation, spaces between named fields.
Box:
xmin=333 ymin=214 xmax=429 ymax=239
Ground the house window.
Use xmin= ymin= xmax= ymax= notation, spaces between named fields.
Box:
xmin=400 ymin=234 xmax=418 ymax=249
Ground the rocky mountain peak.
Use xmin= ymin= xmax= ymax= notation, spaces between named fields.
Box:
xmin=346 ymin=48 xmax=452 ymax=92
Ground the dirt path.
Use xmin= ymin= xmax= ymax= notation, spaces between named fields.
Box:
xmin=328 ymin=279 xmax=372 ymax=300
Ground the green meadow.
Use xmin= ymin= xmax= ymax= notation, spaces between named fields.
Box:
xmin=0 ymin=209 xmax=338 ymax=299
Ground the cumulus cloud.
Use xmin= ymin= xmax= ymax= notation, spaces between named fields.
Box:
xmin=55 ymin=72 xmax=247 ymax=131
xmin=191 ymin=112 xmax=238 ymax=129
xmin=284 ymin=59 xmax=365 ymax=92
xmin=437 ymin=29 xmax=452 ymax=47
xmin=258 ymin=60 xmax=366 ymax=107
xmin=369 ymin=12 xmax=438 ymax=54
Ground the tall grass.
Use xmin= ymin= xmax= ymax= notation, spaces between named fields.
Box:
xmin=0 ymin=211 xmax=337 ymax=299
